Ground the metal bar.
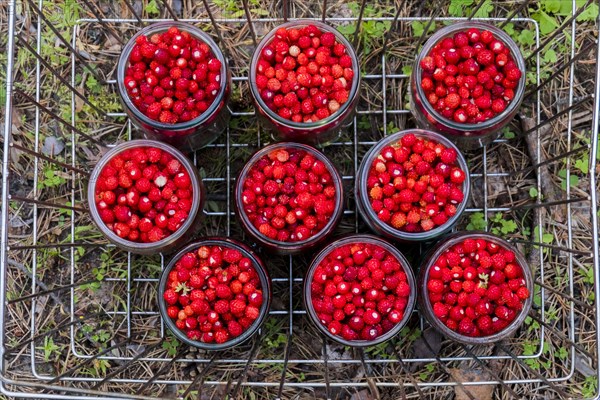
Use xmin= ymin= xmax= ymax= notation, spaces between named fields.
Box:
xmin=241 ymin=0 xmax=257 ymax=46
xmin=46 ymin=339 xmax=133 ymax=385
xmin=13 ymin=89 xmax=105 ymax=146
xmin=533 ymin=280 xmax=594 ymax=312
xmin=322 ymin=336 xmax=331 ymax=400
xmin=391 ymin=345 xmax=426 ymax=398
xmin=200 ymin=0 xmax=226 ymax=49
xmin=90 ymin=342 xmax=163 ymax=390
xmin=524 ymin=40 xmax=597 ymax=99
xmin=589 ymin=9 xmax=600 ymax=394
xmin=134 ymin=347 xmax=188 ymax=395
xmin=179 ymin=352 xmax=217 ymax=398
xmin=79 ymin=0 xmax=125 ymax=44
xmin=4 ymin=312 xmax=105 ymax=352
xmin=352 ymin=0 xmax=368 ymax=49
xmin=459 ymin=344 xmax=522 ymax=399
xmin=496 ymin=343 xmax=570 ymax=398
xmin=230 ymin=335 xmax=263 ymax=398
xmin=0 ymin=378 xmax=157 ymax=400
xmin=8 ymin=195 xmax=88 ymax=213
xmin=510 ymin=239 xmax=592 ymax=257
xmin=0 ymin=4 xmax=17 ymax=397
xmin=499 ymin=0 xmax=532 ymax=28
xmin=159 ymin=0 xmax=179 ymax=20
xmin=122 ymin=0 xmax=144 ymax=25
xmin=14 ymin=36 xmax=108 ymax=117
xmin=8 ymin=243 xmax=106 ymax=250
xmin=419 ymin=334 xmax=477 ymax=400
xmin=509 ymin=197 xmax=588 ymax=211
xmin=382 ymin=5 xmax=403 ymax=53
xmin=7 ymin=279 xmax=98 ymax=305
xmin=528 ymin=313 xmax=594 ymax=360
xmin=282 ymin=0 xmax=288 ymax=22
xmin=519 ymin=97 xmax=593 ymax=136
xmin=525 ymin=0 xmax=594 ymax=63
xmin=25 ymin=0 xmax=105 ymax=83
xmin=507 ymin=145 xmax=589 ymax=178
xmin=466 ymin=0 xmax=487 ymax=20
xmin=10 ymin=143 xmax=90 ymax=176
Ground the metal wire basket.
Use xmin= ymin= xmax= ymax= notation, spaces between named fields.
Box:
xmin=1 ymin=0 xmax=599 ymax=399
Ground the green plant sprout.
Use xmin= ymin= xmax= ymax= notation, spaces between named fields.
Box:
xmin=337 ymin=2 xmax=393 ymax=55
xmin=37 ymin=336 xmax=61 ymax=362
xmin=466 ymin=212 xmax=519 ymax=235
xmin=162 ymin=334 xmax=180 ymax=357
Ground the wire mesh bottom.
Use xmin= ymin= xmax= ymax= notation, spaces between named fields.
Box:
xmin=1 ymin=1 xmax=599 ymax=399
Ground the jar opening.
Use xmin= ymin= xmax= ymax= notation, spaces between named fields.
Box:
xmin=117 ymin=21 xmax=228 ymax=131
xmin=413 ymin=21 xmax=526 ymax=132
xmin=249 ymin=20 xmax=360 ymax=130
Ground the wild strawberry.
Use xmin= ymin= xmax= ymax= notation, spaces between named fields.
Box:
xmin=164 ymin=289 xmax=179 ymax=305
xmin=230 ymin=299 xmax=246 ymax=315
xmin=445 ymin=93 xmax=460 ymax=109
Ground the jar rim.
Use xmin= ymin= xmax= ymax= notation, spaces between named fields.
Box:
xmin=235 ymin=142 xmax=344 ymax=251
xmin=116 ymin=21 xmax=228 ymax=130
xmin=248 ymin=19 xmax=361 ymax=129
xmin=413 ymin=21 xmax=526 ymax=132
xmin=157 ymin=237 xmax=271 ymax=350
xmin=303 ymin=234 xmax=416 ymax=347
xmin=419 ymin=231 xmax=534 ymax=344
xmin=87 ymin=139 xmax=203 ymax=254
xmin=356 ymin=129 xmax=471 ymax=241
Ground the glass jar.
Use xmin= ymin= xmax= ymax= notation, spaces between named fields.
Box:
xmin=234 ymin=142 xmax=344 ymax=255
xmin=304 ymin=234 xmax=416 ymax=347
xmin=87 ymin=139 xmax=205 ymax=255
xmin=248 ymin=20 xmax=361 ymax=147
xmin=117 ymin=21 xmax=231 ymax=152
xmin=418 ymin=231 xmax=533 ymax=344
xmin=355 ymin=129 xmax=470 ymax=242
xmin=157 ymin=238 xmax=271 ymax=350
xmin=410 ymin=22 xmax=526 ymax=149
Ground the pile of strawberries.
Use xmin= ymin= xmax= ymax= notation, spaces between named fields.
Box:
xmin=254 ymin=24 xmax=355 ymax=123
xmin=163 ymin=244 xmax=264 ymax=344
xmin=426 ymin=237 xmax=530 ymax=337
xmin=94 ymin=146 xmax=193 ymax=243
xmin=123 ymin=26 xmax=222 ymax=124
xmin=239 ymin=146 xmax=338 ymax=242
xmin=365 ymin=133 xmax=466 ymax=233
xmin=419 ymin=27 xmax=522 ymax=123
xmin=310 ymin=241 xmax=412 ymax=342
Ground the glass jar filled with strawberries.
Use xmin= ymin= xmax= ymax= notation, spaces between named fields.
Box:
xmin=158 ymin=238 xmax=271 ymax=350
xmin=249 ymin=20 xmax=360 ymax=146
xmin=88 ymin=140 xmax=205 ymax=254
xmin=418 ymin=232 xmax=533 ymax=344
xmin=356 ymin=130 xmax=470 ymax=242
xmin=235 ymin=142 xmax=344 ymax=255
xmin=117 ymin=22 xmax=231 ymax=152
xmin=304 ymin=235 xmax=416 ymax=346
xmin=410 ymin=22 xmax=526 ymax=149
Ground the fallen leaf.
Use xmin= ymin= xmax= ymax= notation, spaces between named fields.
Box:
xmin=75 ymin=90 xmax=84 ymax=113
xmin=104 ymin=35 xmax=122 ymax=52
xmin=450 ymin=368 xmax=495 ymax=400
xmin=12 ymin=108 xmax=23 ymax=129
xmin=411 ymin=328 xmax=443 ymax=359
xmin=41 ymin=136 xmax=65 ymax=156
xmin=8 ymin=135 xmax=22 ymax=164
